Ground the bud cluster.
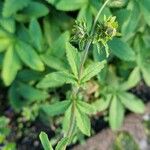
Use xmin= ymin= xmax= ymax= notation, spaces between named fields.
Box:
xmin=71 ymin=16 xmax=118 ymax=55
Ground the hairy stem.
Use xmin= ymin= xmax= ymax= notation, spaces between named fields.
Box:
xmin=66 ymin=0 xmax=110 ymax=143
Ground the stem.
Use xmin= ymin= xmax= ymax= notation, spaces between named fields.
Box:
xmin=78 ymin=0 xmax=110 ymax=81
xmin=92 ymin=0 xmax=110 ymax=34
xmin=66 ymin=0 xmax=110 ymax=142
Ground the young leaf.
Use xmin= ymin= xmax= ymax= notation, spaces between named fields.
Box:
xmin=66 ymin=42 xmax=79 ymax=78
xmin=3 ymin=0 xmax=31 ymax=17
xmin=108 ymin=38 xmax=135 ymax=61
xmin=40 ymin=100 xmax=71 ymax=117
xmin=75 ymin=107 xmax=91 ymax=136
xmin=55 ymin=137 xmax=69 ymax=150
xmin=109 ymin=95 xmax=125 ymax=130
xmin=29 ymin=19 xmax=42 ymax=52
xmin=2 ymin=46 xmax=21 ymax=86
xmin=39 ymin=132 xmax=53 ymax=150
xmin=37 ymin=71 xmax=77 ymax=89
xmin=15 ymin=40 xmax=44 ymax=71
xmin=81 ymin=61 xmax=106 ymax=83
xmin=119 ymin=92 xmax=145 ymax=113
xmin=93 ymin=94 xmax=112 ymax=112
xmin=77 ymin=100 xmax=95 ymax=115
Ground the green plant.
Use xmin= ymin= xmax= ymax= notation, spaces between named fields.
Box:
xmin=0 ymin=0 xmax=150 ymax=149
xmin=38 ymin=0 xmax=144 ymax=149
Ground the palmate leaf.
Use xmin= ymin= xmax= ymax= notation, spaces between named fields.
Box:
xmin=15 ymin=40 xmax=44 ymax=71
xmin=66 ymin=42 xmax=79 ymax=78
xmin=40 ymin=100 xmax=71 ymax=117
xmin=39 ymin=132 xmax=53 ymax=150
xmin=119 ymin=92 xmax=145 ymax=114
xmin=2 ymin=0 xmax=31 ymax=17
xmin=75 ymin=106 xmax=91 ymax=136
xmin=2 ymin=45 xmax=21 ymax=86
xmin=109 ymin=95 xmax=125 ymax=130
xmin=81 ymin=60 xmax=106 ymax=83
xmin=37 ymin=71 xmax=77 ymax=89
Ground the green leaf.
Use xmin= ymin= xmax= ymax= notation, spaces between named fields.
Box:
xmin=66 ymin=42 xmax=78 ymax=78
xmin=37 ymin=71 xmax=77 ymax=89
xmin=119 ymin=92 xmax=145 ymax=113
xmin=77 ymin=5 xmax=92 ymax=30
xmin=75 ymin=107 xmax=91 ymax=136
xmin=0 ymin=29 xmax=11 ymax=52
xmin=77 ymin=100 xmax=95 ymax=115
xmin=40 ymin=100 xmax=71 ymax=117
xmin=41 ymin=55 xmax=68 ymax=71
xmin=15 ymin=40 xmax=44 ymax=71
xmin=47 ymin=0 xmax=88 ymax=11
xmin=81 ymin=61 xmax=106 ymax=83
xmin=15 ymin=2 xmax=49 ymax=21
xmin=3 ymin=0 xmax=31 ymax=17
xmin=121 ymin=1 xmax=140 ymax=40
xmin=121 ymin=67 xmax=141 ymax=90
xmin=108 ymin=38 xmax=135 ymax=61
xmin=17 ymin=82 xmax=49 ymax=102
xmin=0 ymin=17 xmax=16 ymax=33
xmin=39 ymin=132 xmax=53 ymax=150
xmin=62 ymin=105 xmax=72 ymax=132
xmin=29 ymin=19 xmax=42 ymax=52
xmin=138 ymin=0 xmax=150 ymax=26
xmin=55 ymin=137 xmax=69 ymax=150
xmin=93 ymin=94 xmax=112 ymax=112
xmin=139 ymin=48 xmax=150 ymax=86
xmin=2 ymin=45 xmax=21 ymax=86
xmin=51 ymin=31 xmax=70 ymax=58
xmin=109 ymin=95 xmax=125 ymax=130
